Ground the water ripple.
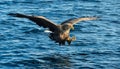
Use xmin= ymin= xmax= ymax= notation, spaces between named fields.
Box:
xmin=0 ymin=0 xmax=120 ymax=69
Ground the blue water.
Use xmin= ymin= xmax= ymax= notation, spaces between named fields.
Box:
xmin=0 ymin=0 xmax=120 ymax=69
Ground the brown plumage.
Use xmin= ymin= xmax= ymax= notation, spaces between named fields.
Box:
xmin=8 ymin=13 xmax=97 ymax=45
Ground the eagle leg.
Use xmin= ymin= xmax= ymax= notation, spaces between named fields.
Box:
xmin=59 ymin=41 xmax=65 ymax=46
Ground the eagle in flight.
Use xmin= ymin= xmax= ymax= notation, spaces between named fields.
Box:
xmin=8 ymin=13 xmax=97 ymax=45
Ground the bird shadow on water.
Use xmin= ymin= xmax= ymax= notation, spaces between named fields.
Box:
xmin=9 ymin=53 xmax=71 ymax=69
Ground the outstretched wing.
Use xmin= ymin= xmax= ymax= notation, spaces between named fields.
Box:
xmin=61 ymin=17 xmax=97 ymax=25
xmin=8 ymin=13 xmax=58 ymax=32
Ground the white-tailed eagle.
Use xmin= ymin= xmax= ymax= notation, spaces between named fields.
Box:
xmin=8 ymin=13 xmax=97 ymax=45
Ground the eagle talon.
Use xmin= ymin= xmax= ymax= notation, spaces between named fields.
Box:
xmin=72 ymin=36 xmax=76 ymax=41
xmin=66 ymin=36 xmax=76 ymax=45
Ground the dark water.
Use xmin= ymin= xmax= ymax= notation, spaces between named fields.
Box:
xmin=0 ymin=0 xmax=120 ymax=69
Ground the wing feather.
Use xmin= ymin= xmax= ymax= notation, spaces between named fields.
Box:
xmin=8 ymin=13 xmax=58 ymax=32
xmin=61 ymin=17 xmax=97 ymax=25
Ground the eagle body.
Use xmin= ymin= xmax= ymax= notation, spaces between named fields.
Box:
xmin=49 ymin=25 xmax=71 ymax=45
xmin=8 ymin=13 xmax=97 ymax=45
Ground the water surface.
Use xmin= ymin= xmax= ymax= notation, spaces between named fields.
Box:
xmin=0 ymin=0 xmax=120 ymax=69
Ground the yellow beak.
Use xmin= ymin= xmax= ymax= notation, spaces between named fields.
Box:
xmin=71 ymin=26 xmax=74 ymax=30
